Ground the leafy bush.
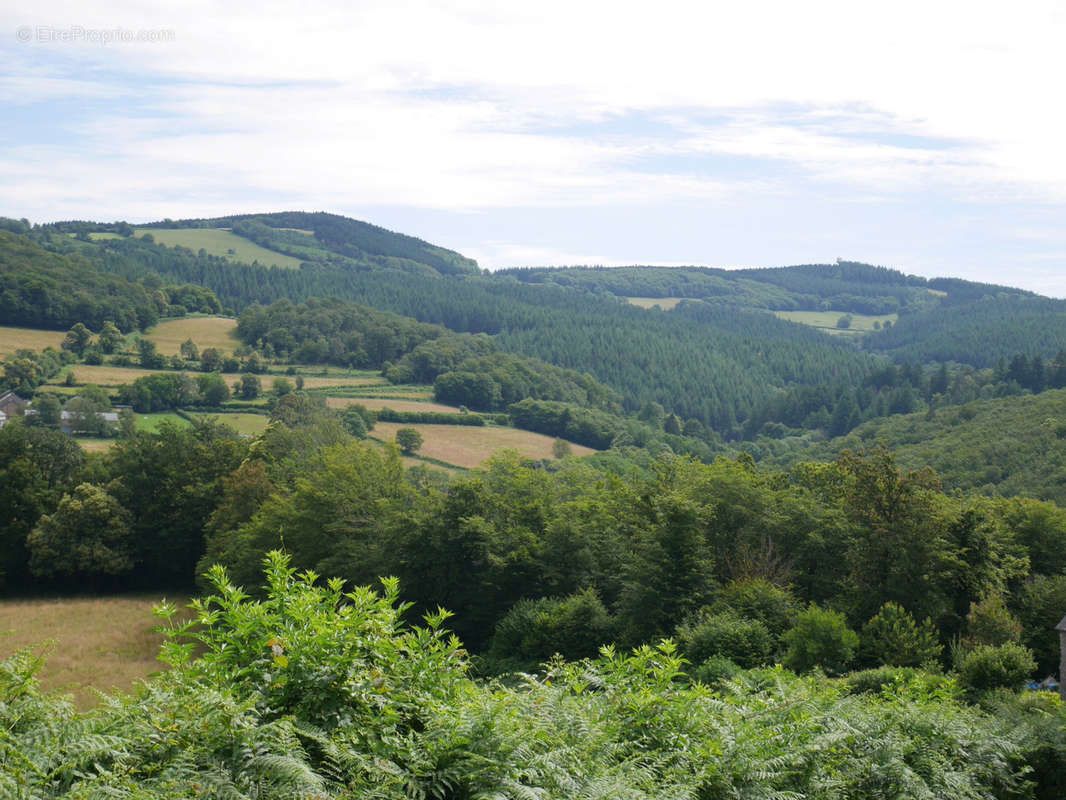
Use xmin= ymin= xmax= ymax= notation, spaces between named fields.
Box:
xmin=782 ymin=604 xmax=859 ymax=675
xmin=861 ymin=602 xmax=943 ymax=667
xmin=482 ymin=588 xmax=614 ymax=674
xmin=712 ymin=577 xmax=798 ymax=638
xmin=956 ymin=642 xmax=1037 ymax=695
xmin=677 ymin=610 xmax=775 ymax=669
xmin=689 ymin=654 xmax=742 ymax=686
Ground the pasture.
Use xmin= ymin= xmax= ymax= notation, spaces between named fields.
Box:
xmin=0 ymin=594 xmax=190 ymax=709
xmin=134 ymin=228 xmax=304 ymax=269
xmin=772 ymin=310 xmax=899 ymax=334
xmin=624 ymin=297 xmax=684 ymax=310
xmin=188 ymin=412 xmax=269 ymax=435
xmin=146 ymin=316 xmax=238 ymax=355
xmin=371 ymin=422 xmax=596 ymax=469
xmin=135 ymin=412 xmax=190 ymax=432
xmin=0 ymin=325 xmax=66 ymax=358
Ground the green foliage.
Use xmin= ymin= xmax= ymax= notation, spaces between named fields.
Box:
xmin=963 ymin=594 xmax=1023 ymax=649
xmin=26 ymin=483 xmax=133 ymax=581
xmin=394 ymin=426 xmax=423 ymax=454
xmin=0 ymin=551 xmax=1052 ymax=798
xmin=956 ymin=642 xmax=1037 ymax=695
xmin=239 ymin=372 xmax=261 ymax=399
xmin=711 ymin=577 xmax=798 ymax=638
xmin=676 ymin=609 xmax=775 ymax=669
xmin=783 ymin=604 xmax=859 ymax=675
xmin=1014 ymin=574 xmax=1066 ymax=674
xmin=340 ymin=404 xmax=370 ymax=438
xmin=0 ymin=229 xmax=158 ymax=331
xmin=482 ymin=588 xmax=614 ymax=674
xmin=159 ymin=551 xmax=467 ymax=730
xmin=236 ymin=296 xmax=446 ymax=367
xmin=861 ymin=602 xmax=944 ymax=667
xmin=552 ymin=437 xmax=572 ymax=459
xmin=0 ymin=421 xmax=85 ymax=589
xmin=195 ymin=370 xmax=230 ymax=405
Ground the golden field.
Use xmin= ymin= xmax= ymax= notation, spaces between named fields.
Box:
xmin=145 ymin=316 xmax=239 ymax=354
xmin=326 ymin=396 xmax=462 ymax=414
xmin=0 ymin=325 xmax=67 ymax=358
xmin=0 ymin=594 xmax=191 ymax=709
xmin=371 ymin=422 xmax=596 ymax=469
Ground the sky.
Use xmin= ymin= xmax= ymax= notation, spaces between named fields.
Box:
xmin=2 ymin=1 xmax=1065 ymax=295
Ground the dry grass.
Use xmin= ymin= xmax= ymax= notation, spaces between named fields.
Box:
xmin=76 ymin=438 xmax=116 ymax=453
xmin=45 ymin=365 xmax=164 ymax=386
xmin=297 ymin=375 xmax=387 ymax=389
xmin=327 ymin=396 xmax=462 ymax=414
xmin=0 ymin=326 xmax=66 ymax=358
xmin=371 ymin=422 xmax=596 ymax=469
xmin=624 ymin=297 xmax=684 ymax=310
xmin=146 ymin=316 xmax=238 ymax=355
xmin=0 ymin=594 xmax=191 ymax=708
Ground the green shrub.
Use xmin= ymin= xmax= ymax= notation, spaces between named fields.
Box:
xmin=782 ymin=604 xmax=859 ymax=675
xmin=861 ymin=602 xmax=943 ymax=667
xmin=483 ymin=588 xmax=614 ymax=674
xmin=689 ymin=654 xmax=742 ymax=686
xmin=956 ymin=642 xmax=1036 ymax=695
xmin=677 ymin=610 xmax=774 ymax=669
xmin=712 ymin=577 xmax=798 ymax=638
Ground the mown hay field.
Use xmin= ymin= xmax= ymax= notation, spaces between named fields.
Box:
xmin=134 ymin=228 xmax=304 ymax=269
xmin=0 ymin=325 xmax=66 ymax=358
xmin=0 ymin=594 xmax=191 ymax=709
xmin=146 ymin=316 xmax=238 ymax=355
xmin=371 ymin=422 xmax=596 ymax=469
xmin=47 ymin=365 xmax=171 ymax=386
xmin=624 ymin=297 xmax=684 ymax=310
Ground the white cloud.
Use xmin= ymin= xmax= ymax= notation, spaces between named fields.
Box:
xmin=2 ymin=0 xmax=1065 ymax=288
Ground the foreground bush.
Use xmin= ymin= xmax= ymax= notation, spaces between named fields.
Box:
xmin=0 ymin=552 xmax=1054 ymax=798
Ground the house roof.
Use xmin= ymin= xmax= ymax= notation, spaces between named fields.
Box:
xmin=1055 ymin=615 xmax=1066 ymax=632
xmin=0 ymin=391 xmax=28 ymax=408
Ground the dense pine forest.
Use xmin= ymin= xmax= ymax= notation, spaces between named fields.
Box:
xmin=4 ymin=211 xmax=1066 ymax=797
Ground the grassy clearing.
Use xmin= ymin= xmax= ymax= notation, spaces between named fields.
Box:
xmin=371 ymin=422 xmax=596 ymax=469
xmin=135 ymin=412 xmax=190 ymax=432
xmin=773 ymin=310 xmax=898 ymax=334
xmin=0 ymin=594 xmax=191 ymax=709
xmin=134 ymin=228 xmax=304 ymax=270
xmin=188 ymin=412 xmax=269 ymax=436
xmin=624 ymin=297 xmax=684 ymax=310
xmin=75 ymin=438 xmax=116 ymax=453
xmin=87 ymin=232 xmax=123 ymax=241
xmin=0 ymin=325 xmax=66 ymax=358
xmin=326 ymin=396 xmax=462 ymax=414
xmin=146 ymin=316 xmax=238 ymax=355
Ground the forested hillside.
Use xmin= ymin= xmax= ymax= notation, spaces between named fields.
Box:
xmin=767 ymin=387 xmax=1066 ymax=505
xmin=7 ymin=210 xmax=1066 ymax=796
